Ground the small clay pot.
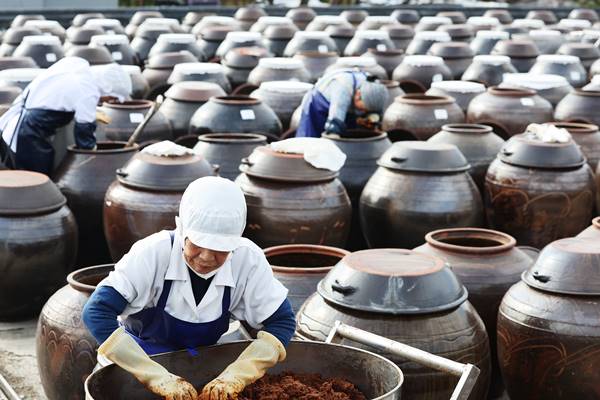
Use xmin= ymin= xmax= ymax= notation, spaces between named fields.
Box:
xmin=555 ymin=89 xmax=600 ymax=127
xmin=428 ymin=41 xmax=474 ymax=79
xmin=392 ymin=55 xmax=452 ymax=93
xmin=405 ymin=31 xmax=450 ymax=55
xmin=382 ymin=94 xmax=465 ymax=141
xmin=491 ymin=39 xmax=540 ymax=72
xmin=426 ymin=80 xmax=486 ymax=114
xmin=500 ymin=73 xmax=572 ymax=107
xmin=461 ymin=55 xmax=517 ymax=86
xmin=529 ymin=55 xmax=587 ymax=88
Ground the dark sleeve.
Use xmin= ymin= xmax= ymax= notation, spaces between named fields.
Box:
xmin=261 ymin=298 xmax=296 ymax=347
xmin=73 ymin=121 xmax=97 ymax=149
xmin=82 ymin=286 xmax=129 ymax=344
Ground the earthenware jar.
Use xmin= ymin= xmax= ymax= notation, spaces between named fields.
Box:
xmin=89 ymin=34 xmax=138 ymax=65
xmin=121 ymin=65 xmax=150 ymax=99
xmin=462 ymin=55 xmax=517 ymax=86
xmin=11 ymin=14 xmax=45 ymax=28
xmin=0 ymin=56 xmax=37 ymax=70
xmin=392 ymin=55 xmax=452 ymax=93
xmin=357 ymin=16 xmax=395 ymax=30
xmin=558 ymin=42 xmax=600 ymax=71
xmin=142 ymin=52 xmax=197 ymax=98
xmin=63 ymin=26 xmax=104 ymax=50
xmin=498 ymin=238 xmax=600 ymax=400
xmin=234 ymin=6 xmax=267 ymax=31
xmin=555 ymin=89 xmax=600 ymax=127
xmin=250 ymin=81 xmax=313 ymax=130
xmin=383 ymin=94 xmax=464 ymax=141
xmin=263 ymin=25 xmax=298 ymax=57
xmin=0 ymin=171 xmax=77 ymax=319
xmin=326 ymin=57 xmax=387 ymax=80
xmin=391 ymin=9 xmax=420 ymax=25
xmin=125 ymin=10 xmax=163 ymax=38
xmin=491 ymin=39 xmax=540 ymax=72
xmin=362 ymin=49 xmax=404 ymax=79
xmin=437 ymin=11 xmax=466 ymax=24
xmin=569 ymin=8 xmax=599 ymax=22
xmin=247 ymin=58 xmax=310 ymax=87
xmin=283 ymin=31 xmax=338 ymax=57
xmin=65 ymin=45 xmax=113 ymax=65
xmin=82 ymin=18 xmax=126 ymax=36
xmin=544 ymin=122 xmax=600 ymax=169
xmin=405 ymin=31 xmax=450 ymax=55
xmin=522 ymin=29 xmax=564 ymax=54
xmin=71 ymin=12 xmax=105 ymax=27
xmin=24 ymin=20 xmax=66 ymax=42
xmin=382 ymin=24 xmax=414 ymax=50
xmin=414 ymin=16 xmax=452 ymax=32
xmin=0 ymin=67 xmax=44 ymax=89
xmin=414 ymin=228 xmax=535 ymax=398
xmin=577 ymin=217 xmax=600 ymax=239
xmin=0 ymin=27 xmax=42 ymax=56
xmin=341 ymin=9 xmax=368 ymax=27
xmin=529 ymin=55 xmax=587 ymax=88
xmin=526 ymin=10 xmax=557 ymax=24
xmin=382 ymin=80 xmax=404 ymax=111
xmin=13 ymin=35 xmax=64 ymax=68
xmin=130 ymin=24 xmax=171 ymax=62
xmin=148 ymin=33 xmax=205 ymax=60
xmin=325 ymin=25 xmax=355 ymax=55
xmin=428 ymin=123 xmax=504 ymax=192
xmin=344 ymin=30 xmax=395 ymax=56
xmin=167 ymin=62 xmax=231 ymax=93
xmin=294 ymin=51 xmax=338 ymax=83
xmin=467 ymin=87 xmax=553 ymax=139
xmin=215 ymin=32 xmax=265 ymax=59
xmin=426 ymin=80 xmax=485 ymax=113
xmin=470 ymin=30 xmax=509 ymax=55
xmin=437 ymin=24 xmax=474 ymax=43
xmin=221 ymin=47 xmax=268 ymax=90
xmin=485 ymin=132 xmax=596 ymax=248
xmin=297 ymin=248 xmax=491 ymax=400
xmin=500 ymin=73 xmax=572 ymax=107
xmin=236 ymin=145 xmax=352 ymax=248
xmin=286 ymin=7 xmax=316 ymax=30
xmin=250 ymin=16 xmax=294 ymax=34
xmin=96 ymin=100 xmax=172 ymax=143
xmin=428 ymin=41 xmax=474 ymax=79
xmin=196 ymin=25 xmax=236 ymax=60
xmin=305 ymin=15 xmax=351 ymax=32
xmin=360 ymin=142 xmax=483 ymax=248
xmin=484 ymin=9 xmax=513 ymax=24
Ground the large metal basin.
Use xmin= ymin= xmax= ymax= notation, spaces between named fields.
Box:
xmin=85 ymin=340 xmax=403 ymax=400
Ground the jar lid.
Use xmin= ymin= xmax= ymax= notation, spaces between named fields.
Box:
xmin=419 ymin=16 xmax=453 ymax=25
xmin=234 ymin=6 xmax=267 ymax=21
xmin=473 ymin=54 xmax=511 ymax=66
xmin=382 ymin=24 xmax=414 ymax=39
xmin=0 ymin=85 xmax=22 ymax=103
xmin=129 ymin=11 xmax=164 ymax=26
xmin=200 ymin=26 xmax=236 ymax=41
xmin=475 ymin=30 xmax=509 ymax=40
xmin=224 ymin=31 xmax=262 ymax=43
xmin=493 ymin=39 xmax=540 ymax=57
xmin=391 ymin=9 xmax=420 ymax=24
xmin=501 ymin=73 xmax=570 ymax=90
xmin=84 ymin=18 xmax=123 ymax=28
xmin=413 ymin=30 xmax=451 ymax=42
xmin=116 ymin=151 xmax=215 ymax=191
xmin=428 ymin=41 xmax=474 ymax=59
xmin=402 ymin=55 xmax=444 ymax=67
xmin=353 ymin=30 xmax=391 ymax=40
xmin=528 ymin=29 xmax=561 ymax=38
xmin=21 ymin=35 xmax=61 ymax=46
xmin=165 ymin=81 xmax=225 ymax=102
xmin=240 ymin=145 xmax=338 ymax=182
xmin=317 ymin=249 xmax=468 ymax=315
xmin=264 ymin=25 xmax=297 ymax=40
xmin=536 ymin=54 xmax=581 ymax=65
xmin=467 ymin=16 xmax=500 ymax=26
xmin=67 ymin=27 xmax=105 ymax=44
xmin=0 ymin=170 xmax=66 ymax=215
xmin=156 ymin=33 xmax=195 ymax=44
xmin=3 ymin=27 xmax=42 ymax=45
xmin=24 ymin=20 xmax=63 ymax=30
xmin=286 ymin=7 xmax=316 ymax=22
xmin=146 ymin=52 xmax=197 ymax=69
xmin=258 ymin=57 xmax=303 ymax=70
xmin=171 ymin=61 xmax=225 ymax=75
xmin=437 ymin=24 xmax=474 ymax=38
xmin=325 ymin=25 xmax=356 ymax=38
xmin=430 ymin=80 xmax=485 ymax=94
xmin=512 ymin=18 xmax=546 ymax=29
xmin=0 ymin=56 xmax=37 ymax=70
xmin=257 ymin=80 xmax=313 ymax=95
xmin=66 ymin=46 xmax=114 ymax=65
xmin=499 ymin=131 xmax=586 ymax=169
xmin=378 ymin=141 xmax=470 ymax=172
xmin=558 ymin=42 xmax=600 ymax=59
xmin=558 ymin=18 xmax=593 ymax=29
xmin=526 ymin=10 xmax=557 ymax=24
xmin=0 ymin=68 xmax=44 ymax=82
xmin=522 ymin=238 xmax=600 ymax=295
xmin=222 ymin=46 xmax=268 ymax=69
xmin=90 ymin=34 xmax=129 ymax=46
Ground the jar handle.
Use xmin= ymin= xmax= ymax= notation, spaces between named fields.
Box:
xmin=240 ymin=158 xmax=254 ymax=167
xmin=116 ymin=168 xmax=128 ymax=178
xmin=391 ymin=156 xmax=407 ymax=163
xmin=212 ymin=164 xmax=220 ymax=175
xmin=331 ymin=280 xmax=356 ymax=295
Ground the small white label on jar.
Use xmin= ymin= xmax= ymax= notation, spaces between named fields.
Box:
xmin=520 ymin=97 xmax=534 ymax=106
xmin=434 ymin=109 xmax=448 ymax=120
xmin=45 ymin=53 xmax=57 ymax=62
xmin=432 ymin=73 xmax=443 ymax=82
xmin=129 ymin=113 xmax=144 ymax=123
xmin=318 ymin=44 xmax=328 ymax=53
xmin=570 ymin=71 xmax=580 ymax=80
xmin=240 ymin=109 xmax=255 ymax=120
xmin=112 ymin=51 xmax=123 ymax=61
xmin=376 ymin=44 xmax=387 ymax=51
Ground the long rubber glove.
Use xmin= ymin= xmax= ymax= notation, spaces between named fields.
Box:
xmin=98 ymin=327 xmax=198 ymax=400
xmin=199 ymin=331 xmax=286 ymax=400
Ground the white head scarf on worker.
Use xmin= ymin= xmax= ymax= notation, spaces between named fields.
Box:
xmin=175 ymin=176 xmax=247 ymax=252
xmin=90 ymin=63 xmax=132 ymax=102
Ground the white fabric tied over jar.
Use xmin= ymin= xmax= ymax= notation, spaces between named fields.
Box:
xmin=527 ymin=123 xmax=571 ymax=143
xmin=270 ymin=137 xmax=346 ymax=172
xmin=142 ymin=140 xmax=196 ymax=157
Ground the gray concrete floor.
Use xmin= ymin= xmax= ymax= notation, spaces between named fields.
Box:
xmin=0 ymin=318 xmax=47 ymax=400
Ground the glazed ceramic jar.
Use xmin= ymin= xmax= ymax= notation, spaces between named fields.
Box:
xmin=415 ymin=16 xmax=453 ymax=32
xmin=189 ymin=96 xmax=282 ymax=137
xmin=526 ymin=10 xmax=557 ymax=24
xmin=296 ymin=248 xmax=491 ymax=400
xmin=235 ymin=145 xmax=352 ymax=248
xmin=125 ymin=11 xmax=164 ymax=37
xmin=360 ymin=142 xmax=483 ymax=248
xmin=414 ymin=228 xmax=535 ymax=398
xmin=0 ymin=171 xmax=77 ymax=319
xmin=485 ymin=132 xmax=596 ymax=248
xmin=161 ymin=81 xmax=226 ymax=138
xmin=484 ymin=9 xmax=513 ymax=24
xmin=500 ymin=73 xmax=572 ymax=107
xmin=326 ymin=57 xmax=387 ymax=80
xmin=555 ymin=89 xmax=600 ymax=127
xmin=469 ymin=30 xmax=509 ymax=55
xmin=405 ymin=31 xmax=450 ymax=55
xmin=215 ymin=32 xmax=265 ymax=59
xmin=13 ymin=35 xmax=64 ymax=68
xmin=247 ymin=58 xmax=310 ymax=87
xmin=263 ymin=25 xmax=298 ymax=57
xmin=437 ymin=24 xmax=474 ymax=43
xmin=96 ymin=100 xmax=173 ymax=143
xmin=286 ymin=7 xmax=316 ymax=30
xmin=65 ymin=45 xmax=113 ymax=65
xmin=361 ymin=49 xmax=404 ymax=79
xmin=89 ymin=34 xmax=138 ymax=65
xmin=283 ymin=31 xmax=338 ymax=57
xmin=522 ymin=29 xmax=564 ymax=54
xmin=325 ymin=25 xmax=355 ymax=55
xmin=130 ymin=24 xmax=171 ymax=62
xmin=103 ymin=146 xmax=216 ymax=260
xmin=491 ymin=39 xmax=540 ymax=72
xmin=193 ymin=133 xmax=267 ymax=181
xmin=428 ymin=123 xmax=504 ymax=192
xmin=577 ymin=217 xmax=600 ymax=239
xmin=294 ymin=51 xmax=338 ymax=83
xmin=462 ymin=55 xmax=517 ymax=87
xmin=498 ymin=238 xmax=600 ymax=400
xmin=142 ymin=52 xmax=198 ymax=98
xmin=426 ymin=80 xmax=486 ymax=113
xmin=221 ymin=47 xmax=268 ymax=90
xmin=391 ymin=9 xmax=420 ymax=25
xmin=467 ymin=87 xmax=553 ymax=139
xmin=121 ymin=65 xmax=150 ymax=99
xmin=357 ymin=16 xmax=396 ymax=30
xmin=544 ymin=122 xmax=600 ymax=169
xmin=344 ymin=30 xmax=395 ymax=56
xmin=264 ymin=244 xmax=349 ymax=313
xmin=529 ymin=55 xmax=587 ymax=88
xmin=323 ymin=129 xmax=392 ymax=250
xmin=392 ymin=55 xmax=452 ymax=93
xmin=382 ymin=94 xmax=464 ymax=141
xmin=250 ymin=81 xmax=313 ymax=130
xmin=558 ymin=42 xmax=600 ymax=71
xmin=428 ymin=41 xmax=474 ymax=79
xmin=196 ymin=26 xmax=236 ymax=60
xmin=383 ymin=24 xmax=415 ymax=50
xmin=148 ymin=33 xmax=205 ymax=60
xmin=234 ymin=6 xmax=267 ymax=31
xmin=0 ymin=27 xmax=42 ymax=56
xmin=167 ymin=62 xmax=231 ymax=93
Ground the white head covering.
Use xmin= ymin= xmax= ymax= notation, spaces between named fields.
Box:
xmin=176 ymin=176 xmax=247 ymax=252
xmin=90 ymin=63 xmax=132 ymax=102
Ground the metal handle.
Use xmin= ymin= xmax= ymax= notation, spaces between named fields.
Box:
xmin=125 ymin=95 xmax=164 ymax=147
xmin=326 ymin=322 xmax=480 ymax=400
xmin=0 ymin=371 xmax=20 ymax=400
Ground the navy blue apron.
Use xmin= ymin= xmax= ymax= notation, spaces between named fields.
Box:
xmin=121 ymin=232 xmax=232 ymax=355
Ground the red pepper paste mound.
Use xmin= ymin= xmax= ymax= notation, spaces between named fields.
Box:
xmin=238 ymin=371 xmax=367 ymax=400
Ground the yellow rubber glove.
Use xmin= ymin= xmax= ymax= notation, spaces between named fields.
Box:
xmin=98 ymin=327 xmax=198 ymax=400
xmin=199 ymin=331 xmax=286 ymax=400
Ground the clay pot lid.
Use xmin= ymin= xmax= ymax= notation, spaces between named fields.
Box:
xmin=325 ymin=25 xmax=356 ymax=38
xmin=428 ymin=41 xmax=474 ymax=59
xmin=0 ymin=85 xmax=22 ymax=103
xmin=165 ymin=81 xmax=225 ymax=102
xmin=286 ymin=7 xmax=316 ymax=22
xmin=146 ymin=51 xmax=197 ymax=69
xmin=499 ymin=131 xmax=586 ymax=169
xmin=437 ymin=11 xmax=467 ymax=24
xmin=264 ymin=244 xmax=350 ymax=274
xmin=317 ymin=248 xmax=468 ymax=315
xmin=71 ymin=13 xmax=105 ymax=27
xmin=66 ymin=27 xmax=104 ymax=44
xmin=493 ymin=39 xmax=540 ymax=58
xmin=526 ymin=10 xmax=557 ymax=24
xmin=437 ymin=24 xmax=474 ymax=38
xmin=0 ymin=170 xmax=66 ymax=215
xmin=522 ymin=238 xmax=600 ymax=295
xmin=558 ymin=42 xmax=600 ymax=59
xmin=569 ymin=8 xmax=599 ymax=22
xmin=379 ymin=140 xmax=470 ymax=173
xmin=483 ymin=9 xmax=514 ymax=24
xmin=182 ymin=12 xmax=215 ymax=26
xmin=117 ymin=150 xmax=215 ymax=191
xmin=0 ymin=56 xmax=38 ymax=70
xmin=65 ymin=46 xmax=113 ymax=65
xmin=391 ymin=10 xmax=420 ymax=24
xmin=3 ymin=27 xmax=42 ymax=45
xmin=234 ymin=6 xmax=267 ymax=22
xmin=200 ymin=26 xmax=236 ymax=41
xmin=223 ymin=47 xmax=268 ymax=69
xmin=135 ymin=24 xmax=171 ymax=40
xmin=264 ymin=24 xmax=298 ymax=39
xmin=11 ymin=15 xmax=45 ymax=28
xmin=382 ymin=24 xmax=415 ymax=39
xmin=240 ymin=145 xmax=338 ymax=183
xmin=340 ymin=10 xmax=369 ymax=24
xmin=130 ymin=11 xmax=164 ymax=26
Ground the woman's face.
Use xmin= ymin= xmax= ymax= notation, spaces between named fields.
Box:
xmin=183 ymin=238 xmax=230 ymax=275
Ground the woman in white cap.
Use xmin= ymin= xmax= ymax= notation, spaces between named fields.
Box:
xmin=82 ymin=176 xmax=295 ymax=400
xmin=0 ymin=56 xmax=131 ymax=174
xmin=296 ymin=69 xmax=388 ymax=138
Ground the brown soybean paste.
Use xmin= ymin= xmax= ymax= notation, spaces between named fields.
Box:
xmin=238 ymin=372 xmax=367 ymax=400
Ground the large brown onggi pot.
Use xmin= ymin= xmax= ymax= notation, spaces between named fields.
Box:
xmin=545 ymin=122 xmax=600 ymax=169
xmin=12 ymin=35 xmax=64 ymax=68
xmin=264 ymin=244 xmax=349 ymax=313
xmin=428 ymin=41 xmax=474 ymax=79
xmin=103 ymin=149 xmax=216 ymax=261
xmin=382 ymin=80 xmax=405 ymax=111
xmin=485 ymin=132 xmax=597 ymax=249
xmin=426 ymin=80 xmax=485 ymax=113
xmin=498 ymin=238 xmax=600 ymax=400
xmin=414 ymin=228 xmax=535 ymax=398
xmin=344 ymin=30 xmax=395 ymax=57
xmin=0 ymin=171 xmax=77 ymax=319
xmin=235 ymin=146 xmax=351 ymax=248
xmin=96 ymin=100 xmax=173 ymax=144
xmin=53 ymin=142 xmax=139 ymax=267
xmin=555 ymin=89 xmax=600 ymax=127
xmin=0 ymin=27 xmax=42 ymax=57
xmin=142 ymin=52 xmax=198 ymax=99
xmin=467 ymin=87 xmax=553 ymax=140
xmin=577 ymin=216 xmax=600 ymax=239
xmin=192 ymin=133 xmax=267 ymax=181
xmin=392 ymin=55 xmax=452 ymax=93
xmin=362 ymin=49 xmax=405 ymax=80
xmin=491 ymin=39 xmax=540 ymax=73
xmin=293 ymin=51 xmax=339 ymax=83
xmin=499 ymin=73 xmax=572 ymax=108
xmin=297 ymin=248 xmax=491 ymax=400
xmin=461 ymin=55 xmax=517 ymax=87
xmin=250 ymin=81 xmax=313 ymax=131
xmin=36 ymin=264 xmax=112 ymax=400
xmin=247 ymin=57 xmax=310 ymax=87
xmin=382 ymin=94 xmax=464 ymax=141
xmin=427 ymin=124 xmax=504 ymax=193
xmin=360 ymin=142 xmax=484 ymax=249
xmin=323 ymin=129 xmax=392 ymax=251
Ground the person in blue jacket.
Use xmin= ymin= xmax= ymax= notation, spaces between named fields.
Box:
xmin=296 ymin=69 xmax=388 ymax=138
xmin=82 ymin=176 xmax=295 ymax=400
